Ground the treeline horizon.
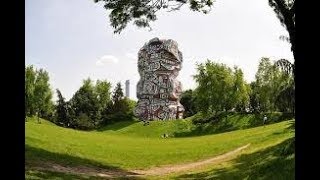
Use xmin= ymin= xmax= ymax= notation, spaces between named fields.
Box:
xmin=25 ymin=56 xmax=294 ymax=130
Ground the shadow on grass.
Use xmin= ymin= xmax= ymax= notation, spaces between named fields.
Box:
xmin=175 ymin=138 xmax=295 ymax=180
xmin=25 ymin=169 xmax=145 ymax=180
xmin=25 ymin=145 xmax=143 ymax=179
xmin=96 ymin=120 xmax=139 ymax=132
xmin=173 ymin=121 xmax=236 ymax=138
xmin=26 ymin=169 xmax=105 ymax=180
xmin=173 ymin=113 xmax=294 ymax=138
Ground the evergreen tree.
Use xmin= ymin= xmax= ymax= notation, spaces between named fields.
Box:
xmin=55 ymin=89 xmax=69 ymax=126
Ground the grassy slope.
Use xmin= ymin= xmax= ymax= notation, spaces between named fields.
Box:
xmin=96 ymin=117 xmax=194 ymax=138
xmin=96 ymin=113 xmax=292 ymax=138
xmin=26 ymin=116 xmax=293 ymax=172
xmin=175 ymin=112 xmax=293 ymax=137
xmin=171 ymin=138 xmax=294 ymax=180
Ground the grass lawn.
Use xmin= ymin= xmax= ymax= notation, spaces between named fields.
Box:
xmin=25 ymin=116 xmax=294 ymax=179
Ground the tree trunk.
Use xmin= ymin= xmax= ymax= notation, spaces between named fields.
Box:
xmin=272 ymin=0 xmax=295 ymax=62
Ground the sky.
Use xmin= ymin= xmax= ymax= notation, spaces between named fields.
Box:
xmin=25 ymin=0 xmax=293 ymax=101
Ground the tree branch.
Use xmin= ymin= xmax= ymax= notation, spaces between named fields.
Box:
xmin=290 ymin=0 xmax=295 ymax=15
xmin=273 ymin=0 xmax=290 ymax=16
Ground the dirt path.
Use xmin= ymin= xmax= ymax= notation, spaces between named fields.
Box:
xmin=27 ymin=144 xmax=250 ymax=178
xmin=133 ymin=143 xmax=250 ymax=176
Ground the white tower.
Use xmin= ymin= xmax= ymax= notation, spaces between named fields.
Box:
xmin=125 ymin=80 xmax=130 ymax=98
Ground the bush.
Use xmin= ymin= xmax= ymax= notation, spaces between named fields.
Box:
xmin=74 ymin=113 xmax=95 ymax=130
xmin=100 ymin=97 xmax=136 ymax=125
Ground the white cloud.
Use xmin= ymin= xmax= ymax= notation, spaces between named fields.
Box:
xmin=96 ymin=55 xmax=119 ymax=66
xmin=125 ymin=52 xmax=137 ymax=60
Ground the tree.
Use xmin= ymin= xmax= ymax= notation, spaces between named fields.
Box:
xmin=55 ymin=89 xmax=69 ymax=127
xmin=101 ymin=82 xmax=136 ymax=123
xmin=69 ymin=78 xmax=100 ymax=129
xmin=25 ymin=65 xmax=36 ymax=117
xmin=94 ymin=0 xmax=295 ymax=63
xmin=34 ymin=69 xmax=54 ymax=122
xmin=232 ymin=67 xmax=250 ymax=112
xmin=112 ymin=82 xmax=124 ymax=103
xmin=93 ymin=0 xmax=214 ymax=33
xmin=95 ymin=80 xmax=112 ymax=110
xmin=111 ymin=82 xmax=127 ymax=116
xmin=275 ymin=59 xmax=294 ymax=78
xmin=249 ymin=81 xmax=261 ymax=113
xmin=255 ymin=58 xmax=278 ymax=112
xmin=268 ymin=0 xmax=295 ymax=61
xmin=193 ymin=60 xmax=235 ymax=116
xmin=94 ymin=80 xmax=112 ymax=124
xmin=180 ymin=89 xmax=197 ymax=118
xmin=25 ymin=66 xmax=54 ymax=122
xmin=274 ymin=59 xmax=295 ymax=114
xmin=254 ymin=57 xmax=293 ymax=113
xmin=275 ymin=84 xmax=294 ymax=113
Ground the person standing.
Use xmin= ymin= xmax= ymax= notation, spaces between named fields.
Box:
xmin=263 ymin=115 xmax=268 ymax=125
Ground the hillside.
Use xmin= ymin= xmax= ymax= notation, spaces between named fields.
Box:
xmin=96 ymin=113 xmax=292 ymax=138
xmin=25 ymin=116 xmax=294 ymax=179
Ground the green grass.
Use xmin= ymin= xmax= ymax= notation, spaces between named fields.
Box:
xmin=175 ymin=112 xmax=293 ymax=137
xmin=96 ymin=116 xmax=195 ymax=138
xmin=172 ymin=137 xmax=295 ymax=179
xmin=26 ymin=116 xmax=294 ymax=173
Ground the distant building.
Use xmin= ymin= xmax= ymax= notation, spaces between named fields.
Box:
xmin=125 ymin=80 xmax=130 ymax=98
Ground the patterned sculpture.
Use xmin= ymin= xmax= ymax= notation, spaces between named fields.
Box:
xmin=134 ymin=37 xmax=184 ymax=121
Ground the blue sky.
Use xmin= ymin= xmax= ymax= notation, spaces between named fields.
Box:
xmin=26 ymin=0 xmax=293 ymax=101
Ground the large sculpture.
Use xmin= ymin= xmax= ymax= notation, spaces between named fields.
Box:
xmin=134 ymin=37 xmax=184 ymax=121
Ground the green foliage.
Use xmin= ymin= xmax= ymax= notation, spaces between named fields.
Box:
xmin=249 ymin=81 xmax=261 ymax=113
xmin=112 ymin=82 xmax=124 ymax=103
xmin=232 ymin=67 xmax=251 ymax=112
xmin=276 ymin=84 xmax=295 ymax=113
xmin=193 ymin=60 xmax=250 ymax=116
xmin=193 ymin=60 xmax=233 ymax=114
xmin=253 ymin=57 xmax=294 ymax=113
xmin=69 ymin=78 xmax=100 ymax=129
xmin=95 ymin=80 xmax=112 ymax=110
xmin=25 ymin=65 xmax=54 ymax=120
xmin=25 ymin=65 xmax=37 ymax=116
xmin=101 ymin=82 xmax=136 ymax=124
xmin=94 ymin=0 xmax=214 ymax=33
xmin=76 ymin=113 xmax=95 ymax=130
xmin=180 ymin=89 xmax=197 ymax=118
xmin=52 ymin=78 xmax=134 ymax=129
xmin=274 ymin=59 xmax=295 ymax=114
xmin=55 ymin=89 xmax=71 ymax=127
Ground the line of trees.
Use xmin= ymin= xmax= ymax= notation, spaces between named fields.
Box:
xmin=180 ymin=57 xmax=294 ymax=119
xmin=26 ymin=56 xmax=294 ymax=127
xmin=25 ymin=65 xmax=136 ymax=130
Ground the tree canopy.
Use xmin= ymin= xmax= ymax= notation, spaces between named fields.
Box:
xmin=193 ymin=60 xmax=250 ymax=116
xmin=94 ymin=0 xmax=296 ymax=64
xmin=25 ymin=65 xmax=54 ymax=121
xmin=251 ymin=57 xmax=294 ymax=113
xmin=93 ymin=0 xmax=214 ymax=33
